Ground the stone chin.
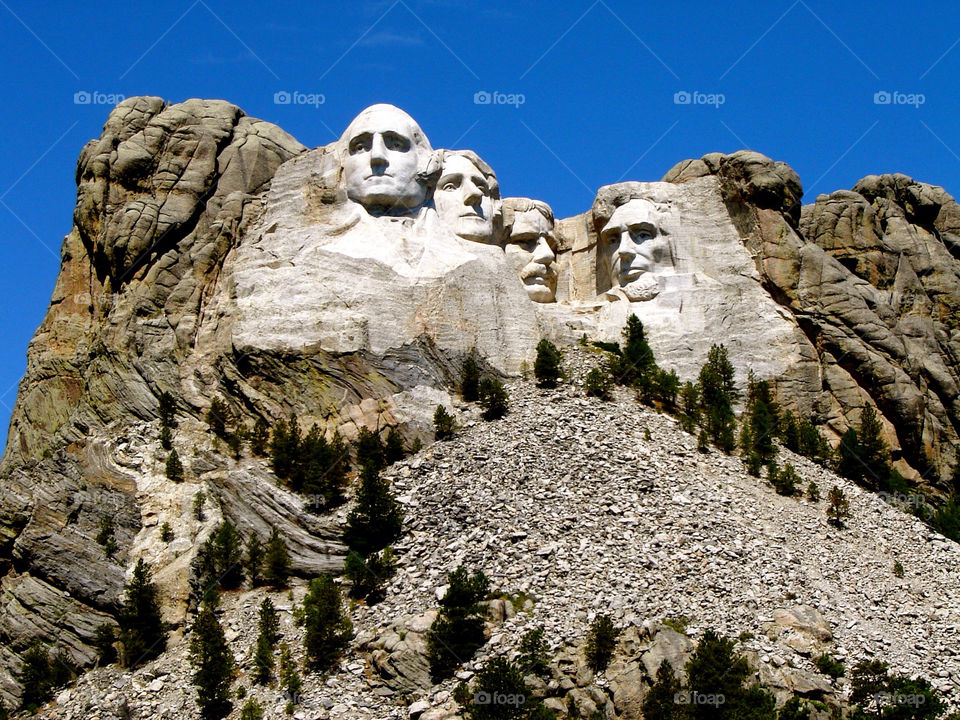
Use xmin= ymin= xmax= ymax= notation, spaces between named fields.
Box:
xmin=347 ymin=177 xmax=426 ymax=213
xmin=620 ymin=273 xmax=660 ymax=302
xmin=452 ymin=214 xmax=495 ymax=243
xmin=523 ymin=279 xmax=556 ymax=303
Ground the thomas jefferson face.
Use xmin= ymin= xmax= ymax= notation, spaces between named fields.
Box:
xmin=342 ymin=104 xmax=428 ymax=215
xmin=506 ymin=208 xmax=557 ymax=302
xmin=434 ymin=154 xmax=497 ymax=243
xmin=600 ymin=198 xmax=672 ymax=301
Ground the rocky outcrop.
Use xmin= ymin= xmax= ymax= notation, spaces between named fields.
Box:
xmin=663 ymin=152 xmax=960 ymax=485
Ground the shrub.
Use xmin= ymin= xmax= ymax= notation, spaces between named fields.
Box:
xmin=813 ymin=653 xmax=844 ymax=679
xmin=302 ymin=575 xmax=353 ymax=671
xmin=18 ymin=641 xmax=55 ymax=711
xmin=263 ymin=528 xmax=291 ymax=588
xmin=534 ymin=339 xmax=563 ymax=387
xmin=118 ymin=558 xmax=166 ymax=667
xmin=344 ymin=463 xmax=404 ymax=556
xmin=159 ymin=391 xmax=177 ymax=428
xmin=584 ymin=368 xmax=611 ymax=399
xmin=252 ymin=632 xmax=274 ymax=685
xmin=160 ymin=522 xmax=174 ymax=542
xmin=434 ymin=405 xmax=456 ymax=440
xmin=641 ymin=660 xmax=684 ymax=720
xmin=584 ymin=614 xmax=618 ymax=672
xmin=827 ymin=486 xmax=850 ymax=528
xmin=427 ymin=567 xmax=490 ymax=680
xmin=679 ymin=381 xmax=701 ymax=434
xmin=893 ymin=560 xmax=905 ymax=578
xmin=206 ymin=398 xmax=231 ymax=440
xmin=160 ymin=424 xmax=172 ymax=450
xmin=479 ymin=377 xmax=509 ymax=420
xmin=189 ymin=607 xmax=234 ymax=720
xmin=240 ymin=698 xmax=264 ymax=720
xmin=278 ymin=642 xmax=301 ymax=708
xmin=778 ymin=697 xmax=812 ymax=720
xmin=193 ymin=491 xmax=206 ymax=521
xmin=166 ymin=449 xmax=184 ymax=482
xmin=769 ymin=462 xmax=800 ymax=496
xmin=461 ymin=353 xmax=481 ymax=402
xmin=193 ymin=520 xmax=245 ymax=595
xmin=807 ymin=481 xmax=820 ymax=502
xmin=459 ymin=656 xmax=553 ymax=719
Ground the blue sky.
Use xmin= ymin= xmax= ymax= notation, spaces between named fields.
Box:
xmin=2 ymin=0 xmax=959 ymax=451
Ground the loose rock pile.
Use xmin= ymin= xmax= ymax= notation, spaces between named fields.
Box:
xmin=25 ymin=347 xmax=960 ymax=719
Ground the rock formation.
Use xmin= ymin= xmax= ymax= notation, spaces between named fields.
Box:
xmin=0 ymin=98 xmax=959 ymax=712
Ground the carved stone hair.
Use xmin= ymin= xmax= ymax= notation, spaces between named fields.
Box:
xmin=590 ymin=182 xmax=672 ymax=236
xmin=436 ymin=149 xmax=501 ymax=199
xmin=501 ymin=197 xmax=554 ymax=229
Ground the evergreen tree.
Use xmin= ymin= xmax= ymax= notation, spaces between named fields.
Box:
xmin=166 ymin=449 xmax=184 ymax=482
xmin=159 ymin=391 xmax=177 ymax=428
xmin=344 ymin=547 xmax=395 ymax=603
xmin=118 ymin=558 xmax=166 ymax=667
xmin=249 ymin=418 xmax=270 ymax=457
xmin=263 ymin=528 xmax=290 ymax=588
xmin=642 ymin=660 xmax=686 ymax=720
xmin=517 ymin=627 xmax=550 ymax=678
xmin=780 ymin=410 xmax=800 ymax=453
xmin=94 ymin=624 xmax=118 ymax=665
xmin=697 ymin=344 xmax=738 ymax=453
xmin=193 ymin=520 xmax=245 ymax=593
xmin=478 ymin=377 xmax=509 ymax=420
xmin=534 ymin=339 xmax=563 ymax=387
xmin=258 ymin=597 xmax=280 ymax=644
xmin=584 ymin=368 xmax=611 ymax=399
xmin=271 ymin=416 xmax=300 ymax=480
xmin=344 ymin=463 xmax=404 ymax=556
xmin=355 ymin=427 xmax=385 ymax=472
xmin=302 ymin=575 xmax=354 ymax=671
xmin=206 ymin=398 xmax=231 ymax=440
xmin=611 ymin=314 xmax=656 ymax=386
xmin=798 ymin=420 xmax=831 ymax=463
xmin=427 ymin=567 xmax=490 ymax=680
xmin=189 ymin=607 xmax=234 ymax=720
xmin=252 ymin=632 xmax=274 ymax=685
xmin=836 ymin=428 xmax=864 ymax=484
xmin=679 ymin=381 xmax=701 ymax=434
xmin=245 ymin=535 xmax=264 ymax=587
xmin=160 ymin=424 xmax=173 ymax=450
xmin=857 ymin=405 xmax=890 ymax=489
xmin=434 ymin=405 xmax=456 ymax=440
xmin=743 ymin=373 xmax=778 ymax=464
xmin=827 ymin=486 xmax=851 ymax=528
xmin=653 ymin=368 xmax=681 ymax=409
xmin=384 ymin=427 xmax=406 ymax=465
xmin=300 ymin=424 xmax=331 ymax=497
xmin=684 ymin=629 xmax=775 ymax=720
xmin=779 ymin=697 xmax=811 ymax=720
xmin=239 ymin=698 xmax=264 ymax=720
xmin=460 ymin=655 xmax=554 ymax=720
xmin=461 ymin=352 xmax=481 ymax=402
xmin=278 ymin=643 xmax=301 ymax=707
xmin=18 ymin=640 xmax=54 ymax=711
xmin=193 ymin=491 xmax=206 ymax=521
xmin=584 ymin=614 xmax=619 ymax=672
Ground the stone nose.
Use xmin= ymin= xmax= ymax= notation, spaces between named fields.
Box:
xmin=370 ymin=134 xmax=388 ymax=168
xmin=617 ymin=231 xmax=639 ymax=258
xmin=533 ymin=236 xmax=555 ymax=265
xmin=462 ymin=180 xmax=483 ymax=206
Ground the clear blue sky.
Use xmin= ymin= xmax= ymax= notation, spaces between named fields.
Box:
xmin=2 ymin=0 xmax=959 ymax=451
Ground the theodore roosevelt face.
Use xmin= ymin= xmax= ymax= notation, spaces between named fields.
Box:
xmin=506 ymin=207 xmax=558 ymax=302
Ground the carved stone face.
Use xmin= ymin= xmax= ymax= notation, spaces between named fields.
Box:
xmin=434 ymin=154 xmax=498 ymax=243
xmin=506 ymin=209 xmax=557 ymax=302
xmin=342 ymin=104 xmax=428 ymax=215
xmin=600 ymin=199 xmax=672 ymax=301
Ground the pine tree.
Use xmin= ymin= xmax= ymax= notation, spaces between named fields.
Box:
xmin=94 ymin=624 xmax=118 ymax=665
xmin=780 ymin=409 xmax=800 ymax=452
xmin=584 ymin=614 xmax=619 ymax=672
xmin=302 ymin=575 xmax=354 ymax=671
xmin=118 ymin=558 xmax=166 ymax=667
xmin=478 ymin=377 xmax=508 ymax=420
xmin=534 ymin=339 xmax=563 ymax=387
xmin=206 ymin=398 xmax=231 ymax=440
xmin=697 ymin=344 xmax=738 ymax=453
xmin=239 ymin=698 xmax=264 ymax=720
xmin=249 ymin=418 xmax=270 ymax=456
xmin=836 ymin=428 xmax=863 ymax=484
xmin=160 ymin=424 xmax=173 ymax=450
xmin=653 ymin=368 xmax=681 ymax=409
xmin=193 ymin=491 xmax=206 ymax=521
xmin=427 ymin=567 xmax=490 ymax=680
xmin=384 ymin=427 xmax=406 ymax=465
xmin=159 ymin=391 xmax=177 ymax=428
xmin=611 ymin=314 xmax=656 ymax=386
xmin=355 ymin=427 xmax=385 ymax=472
xmin=344 ymin=463 xmax=404 ymax=556
xmin=434 ymin=405 xmax=456 ymax=440
xmin=263 ymin=528 xmax=290 ymax=588
xmin=166 ymin=449 xmax=184 ymax=482
xmin=857 ymin=405 xmax=890 ymax=489
xmin=517 ymin=627 xmax=550 ymax=677
xmin=641 ymin=661 xmax=686 ymax=720
xmin=189 ymin=607 xmax=234 ymax=720
xmin=827 ymin=486 xmax=851 ymax=528
xmin=679 ymin=381 xmax=701 ymax=434
xmin=258 ymin=597 xmax=280 ymax=644
xmin=300 ymin=424 xmax=332 ymax=498
xmin=271 ymin=416 xmax=300 ymax=480
xmin=461 ymin=352 xmax=481 ymax=402
xmin=252 ymin=632 xmax=274 ymax=685
xmin=245 ymin=536 xmax=264 ymax=587
xmin=344 ymin=547 xmax=395 ymax=602
xmin=278 ymin=643 xmax=301 ymax=707
xmin=193 ymin=520 xmax=245 ymax=594
xmin=743 ymin=372 xmax=778 ymax=463
xmin=18 ymin=640 xmax=54 ymax=711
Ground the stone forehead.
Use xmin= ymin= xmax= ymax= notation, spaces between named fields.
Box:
xmin=437 ymin=149 xmax=500 ymax=198
xmin=339 ymin=103 xmax=433 ymax=152
xmin=502 ymin=197 xmax=553 ymax=226
xmin=591 ymin=181 xmax=674 ymax=231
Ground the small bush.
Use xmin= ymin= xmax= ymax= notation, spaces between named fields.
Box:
xmin=240 ymin=698 xmax=264 ymax=720
xmin=478 ymin=377 xmax=508 ymax=420
xmin=534 ymin=339 xmax=563 ymax=387
xmin=461 ymin=353 xmax=481 ymax=402
xmin=814 ymin=653 xmax=844 ymax=679
xmin=517 ymin=627 xmax=550 ymax=677
xmin=584 ymin=614 xmax=618 ymax=672
xmin=165 ymin=449 xmax=184 ymax=482
xmin=344 ymin=547 xmax=396 ymax=602
xmin=193 ymin=491 xmax=206 ymax=521
xmin=160 ymin=522 xmax=174 ymax=542
xmin=806 ymin=481 xmax=820 ymax=502
xmin=434 ymin=405 xmax=456 ymax=441
xmin=893 ymin=560 xmax=905 ymax=578
xmin=827 ymin=486 xmax=851 ymax=527
xmin=769 ymin=462 xmax=800 ymax=496
xmin=249 ymin=418 xmax=269 ymax=456
xmin=584 ymin=368 xmax=611 ymax=399
xmin=94 ymin=624 xmax=118 ymax=665
xmin=427 ymin=567 xmax=490 ymax=680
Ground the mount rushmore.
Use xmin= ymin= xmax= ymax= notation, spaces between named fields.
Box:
xmin=0 ymin=96 xmax=959 ymax=707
